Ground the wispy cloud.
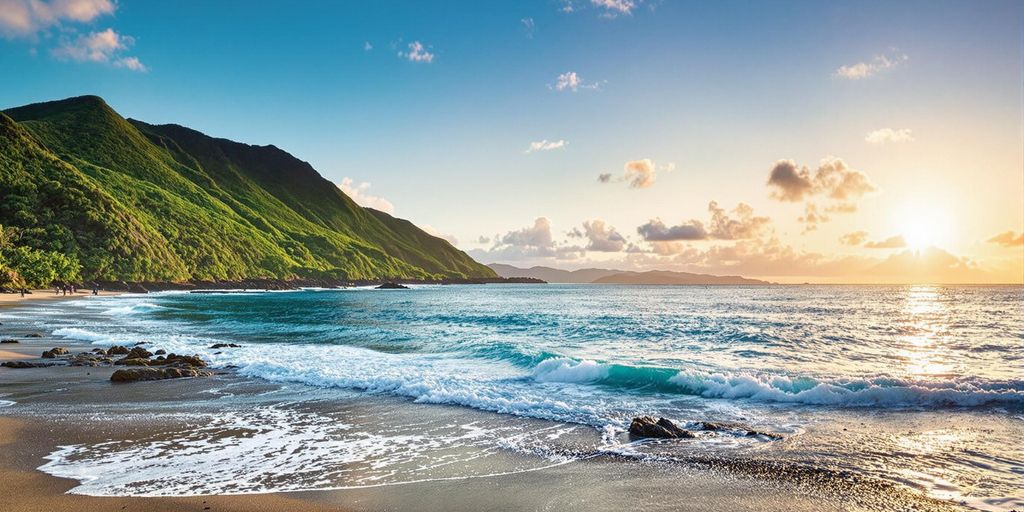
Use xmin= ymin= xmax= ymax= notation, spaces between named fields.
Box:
xmin=363 ymin=41 xmax=373 ymax=51
xmin=598 ymin=158 xmax=674 ymax=188
xmin=0 ymin=0 xmax=115 ymax=38
xmin=987 ymin=231 xmax=1024 ymax=247
xmin=337 ymin=178 xmax=395 ymax=214
xmin=399 ymin=40 xmax=434 ymax=63
xmin=525 ymin=139 xmax=567 ymax=153
xmin=834 ymin=50 xmax=908 ymax=80
xmin=839 ymin=231 xmax=869 ymax=246
xmin=865 ymin=235 xmax=907 ymax=249
xmin=51 ymin=28 xmax=146 ymax=71
xmin=521 ymin=17 xmax=535 ymax=38
xmin=865 ymin=128 xmax=914 ymax=144
xmin=550 ymin=71 xmax=601 ymax=92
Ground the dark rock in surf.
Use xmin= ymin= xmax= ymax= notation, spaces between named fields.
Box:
xmin=1 ymin=339 xmax=19 ymax=344
xmin=154 ymin=349 xmax=166 ymax=355
xmin=209 ymin=343 xmax=241 ymax=349
xmin=154 ymin=353 xmax=207 ymax=368
xmin=41 ymin=347 xmax=68 ymax=358
xmin=107 ymin=345 xmax=130 ymax=355
xmin=125 ymin=346 xmax=152 ymax=359
xmin=2 ymin=361 xmax=55 ymax=368
xmin=376 ymin=282 xmax=409 ymax=289
xmin=25 ymin=333 xmax=43 ymax=338
xmin=110 ymin=366 xmax=211 ymax=383
xmin=629 ymin=416 xmax=695 ymax=439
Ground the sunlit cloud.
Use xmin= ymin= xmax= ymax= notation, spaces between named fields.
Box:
xmin=598 ymin=159 xmax=674 ymax=188
xmin=637 ymin=219 xmax=706 ymax=241
xmin=839 ymin=231 xmax=869 ymax=246
xmin=582 ymin=220 xmax=626 ymax=252
xmin=865 ymin=235 xmax=907 ymax=249
xmin=337 ymin=178 xmax=395 ymax=214
xmin=834 ymin=50 xmax=908 ymax=80
xmin=0 ymin=0 xmax=115 ymax=38
xmin=50 ymin=28 xmax=146 ymax=71
xmin=987 ymin=231 xmax=1024 ymax=247
xmin=399 ymin=40 xmax=434 ymax=63
xmin=865 ymin=128 xmax=914 ymax=144
xmin=637 ymin=202 xmax=769 ymax=242
xmin=525 ymin=139 xmax=567 ymax=153
xmin=550 ymin=71 xmax=601 ymax=92
xmin=767 ymin=157 xmax=876 ymax=203
xmin=798 ymin=203 xmax=830 ymax=233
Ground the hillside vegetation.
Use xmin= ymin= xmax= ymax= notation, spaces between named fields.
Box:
xmin=0 ymin=96 xmax=494 ymax=287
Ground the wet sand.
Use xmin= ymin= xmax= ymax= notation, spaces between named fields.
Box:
xmin=0 ymin=314 xmax=969 ymax=511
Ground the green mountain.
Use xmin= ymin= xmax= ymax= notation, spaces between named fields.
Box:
xmin=0 ymin=95 xmax=495 ymax=286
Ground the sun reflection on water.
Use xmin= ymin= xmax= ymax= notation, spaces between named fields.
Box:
xmin=898 ymin=286 xmax=956 ymax=378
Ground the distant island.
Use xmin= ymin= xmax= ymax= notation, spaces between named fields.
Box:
xmin=0 ymin=96 xmax=499 ymax=290
xmin=488 ymin=264 xmax=770 ymax=285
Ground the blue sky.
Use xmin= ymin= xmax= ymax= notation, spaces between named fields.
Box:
xmin=2 ymin=0 xmax=1022 ymax=282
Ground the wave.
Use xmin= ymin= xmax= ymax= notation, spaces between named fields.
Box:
xmin=102 ymin=302 xmax=168 ymax=316
xmin=0 ymin=400 xmax=15 ymax=408
xmin=52 ymin=327 xmax=116 ymax=344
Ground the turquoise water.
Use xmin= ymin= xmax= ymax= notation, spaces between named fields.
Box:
xmin=9 ymin=284 xmax=1024 ymax=508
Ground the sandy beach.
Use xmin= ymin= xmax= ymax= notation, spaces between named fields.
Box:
xmin=0 ymin=294 xmax=978 ymax=512
xmin=0 ymin=290 xmax=124 ymax=306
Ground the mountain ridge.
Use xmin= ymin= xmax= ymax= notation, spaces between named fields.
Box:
xmin=488 ymin=263 xmax=771 ymax=285
xmin=0 ymin=95 xmax=495 ymax=286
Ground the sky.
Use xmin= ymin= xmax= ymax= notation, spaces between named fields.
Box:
xmin=1 ymin=0 xmax=1022 ymax=283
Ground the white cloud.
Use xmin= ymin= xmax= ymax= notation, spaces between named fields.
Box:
xmin=337 ymin=177 xmax=395 ymax=214
xmin=521 ymin=17 xmax=535 ymax=38
xmin=834 ymin=51 xmax=908 ymax=80
xmin=400 ymin=40 xmax=434 ymax=63
xmin=582 ymin=220 xmax=626 ymax=252
xmin=0 ymin=0 xmax=115 ymax=38
xmin=591 ymin=0 xmax=637 ymax=16
xmin=865 ymin=128 xmax=914 ymax=144
xmin=551 ymin=71 xmax=600 ymax=92
xmin=50 ymin=28 xmax=146 ymax=71
xmin=525 ymin=139 xmax=567 ymax=153
xmin=363 ymin=41 xmax=373 ymax=51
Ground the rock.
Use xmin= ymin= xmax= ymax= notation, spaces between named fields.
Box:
xmin=114 ymin=357 xmax=150 ymax=366
xmin=745 ymin=430 xmax=783 ymax=440
xmin=91 ymin=348 xmax=106 ymax=354
xmin=70 ymin=354 xmax=106 ymax=367
xmin=2 ymin=361 xmax=56 ymax=368
xmin=154 ymin=349 xmax=166 ymax=355
xmin=110 ymin=366 xmax=211 ymax=383
xmin=125 ymin=346 xmax=152 ymax=359
xmin=628 ymin=416 xmax=696 ymax=439
xmin=41 ymin=347 xmax=69 ymax=359
xmin=154 ymin=353 xmax=207 ymax=368
xmin=25 ymin=333 xmax=43 ymax=338
xmin=107 ymin=345 xmax=130 ymax=355
xmin=376 ymin=282 xmax=409 ymax=289
xmin=209 ymin=343 xmax=241 ymax=349
xmin=1 ymin=339 xmax=19 ymax=344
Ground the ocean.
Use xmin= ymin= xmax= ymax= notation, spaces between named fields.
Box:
xmin=3 ymin=284 xmax=1022 ymax=509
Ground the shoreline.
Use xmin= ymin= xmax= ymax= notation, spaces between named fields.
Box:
xmin=0 ymin=297 xmax=982 ymax=511
xmin=0 ymin=289 xmax=124 ymax=306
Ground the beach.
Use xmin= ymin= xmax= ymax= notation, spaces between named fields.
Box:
xmin=0 ymin=286 xmax=1019 ymax=511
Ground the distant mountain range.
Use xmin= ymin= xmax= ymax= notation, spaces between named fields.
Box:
xmin=488 ymin=264 xmax=770 ymax=285
xmin=0 ymin=96 xmax=495 ymax=284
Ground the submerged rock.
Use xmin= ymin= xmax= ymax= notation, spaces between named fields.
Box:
xmin=110 ymin=366 xmax=211 ymax=383
xmin=376 ymin=282 xmax=409 ymax=289
xmin=629 ymin=416 xmax=696 ymax=439
xmin=2 ymin=361 xmax=56 ymax=368
xmin=41 ymin=347 xmax=69 ymax=359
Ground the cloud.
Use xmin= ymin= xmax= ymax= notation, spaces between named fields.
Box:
xmin=337 ymin=178 xmax=395 ymax=214
xmin=50 ymin=28 xmax=146 ymax=71
xmin=521 ymin=17 xmax=535 ymax=38
xmin=582 ymin=220 xmax=626 ymax=252
xmin=0 ymin=0 xmax=115 ymax=38
xmin=834 ymin=51 xmax=908 ymax=80
xmin=604 ymin=159 xmax=674 ymax=189
xmin=637 ymin=202 xmax=769 ymax=242
xmin=399 ymin=41 xmax=434 ymax=63
xmin=826 ymin=202 xmax=857 ymax=214
xmin=865 ymin=235 xmax=906 ymax=249
xmin=551 ymin=71 xmax=600 ymax=92
xmin=839 ymin=231 xmax=869 ymax=246
xmin=363 ymin=41 xmax=373 ymax=51
xmin=865 ymin=128 xmax=914 ymax=144
xmin=525 ymin=139 xmax=567 ymax=153
xmin=637 ymin=219 xmax=706 ymax=241
xmin=767 ymin=157 xmax=876 ymax=203
xmin=987 ymin=231 xmax=1024 ymax=247
xmin=500 ymin=217 xmax=554 ymax=249
xmin=797 ymin=203 xmax=829 ymax=233
xmin=421 ymin=225 xmax=458 ymax=246
xmin=591 ymin=0 xmax=637 ymax=16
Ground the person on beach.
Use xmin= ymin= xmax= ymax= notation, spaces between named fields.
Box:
xmin=19 ymin=287 xmax=25 ymax=297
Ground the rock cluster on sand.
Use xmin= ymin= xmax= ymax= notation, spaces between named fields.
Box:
xmin=41 ymin=347 xmax=69 ymax=358
xmin=110 ymin=366 xmax=210 ymax=382
xmin=0 ymin=340 xmax=212 ymax=383
xmin=1 ymin=361 xmax=55 ymax=368
xmin=629 ymin=416 xmax=696 ymax=439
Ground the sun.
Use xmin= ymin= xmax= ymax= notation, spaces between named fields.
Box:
xmin=897 ymin=203 xmax=953 ymax=251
